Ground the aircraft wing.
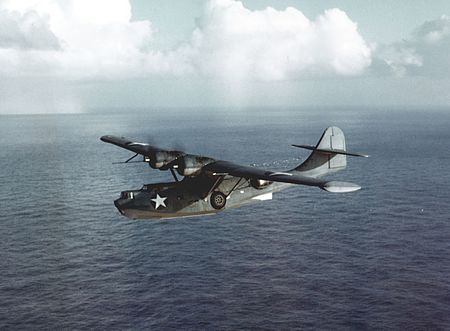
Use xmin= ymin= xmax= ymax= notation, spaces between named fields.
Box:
xmin=100 ymin=135 xmax=164 ymax=155
xmin=204 ymin=160 xmax=361 ymax=193
xmin=101 ymin=135 xmax=361 ymax=193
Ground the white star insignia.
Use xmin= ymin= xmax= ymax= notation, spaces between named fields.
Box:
xmin=151 ymin=193 xmax=167 ymax=210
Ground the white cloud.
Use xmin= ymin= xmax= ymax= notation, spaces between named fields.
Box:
xmin=0 ymin=0 xmax=375 ymax=113
xmin=376 ymin=45 xmax=423 ymax=76
xmin=0 ymin=0 xmax=372 ymax=81
xmin=377 ymin=15 xmax=450 ymax=77
xmin=0 ymin=9 xmax=60 ymax=50
xmin=181 ymin=0 xmax=372 ymax=81
xmin=0 ymin=0 xmax=153 ymax=79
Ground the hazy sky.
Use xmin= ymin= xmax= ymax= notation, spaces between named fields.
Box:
xmin=1 ymin=0 xmax=450 ymax=114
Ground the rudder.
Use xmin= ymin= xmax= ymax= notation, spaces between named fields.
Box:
xmin=292 ymin=126 xmax=347 ymax=178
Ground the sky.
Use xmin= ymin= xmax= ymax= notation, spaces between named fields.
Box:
xmin=0 ymin=0 xmax=450 ymax=114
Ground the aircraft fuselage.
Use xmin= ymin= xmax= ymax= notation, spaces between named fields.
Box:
xmin=113 ymin=174 xmax=287 ymax=219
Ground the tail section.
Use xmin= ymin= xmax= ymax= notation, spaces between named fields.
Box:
xmin=292 ymin=126 xmax=367 ymax=178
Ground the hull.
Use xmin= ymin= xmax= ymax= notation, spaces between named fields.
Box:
xmin=113 ymin=175 xmax=288 ymax=219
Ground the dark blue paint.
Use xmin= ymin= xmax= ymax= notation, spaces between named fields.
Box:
xmin=1 ymin=109 xmax=449 ymax=329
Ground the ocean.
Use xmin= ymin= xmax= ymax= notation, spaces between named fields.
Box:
xmin=1 ymin=108 xmax=449 ymax=329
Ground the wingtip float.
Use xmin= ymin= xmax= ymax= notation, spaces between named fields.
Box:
xmin=101 ymin=126 xmax=367 ymax=219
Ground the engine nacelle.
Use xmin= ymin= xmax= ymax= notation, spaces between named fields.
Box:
xmin=176 ymin=154 xmax=215 ymax=177
xmin=250 ymin=178 xmax=272 ymax=189
xmin=148 ymin=151 xmax=183 ymax=170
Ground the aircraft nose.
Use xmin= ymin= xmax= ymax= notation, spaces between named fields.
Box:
xmin=114 ymin=199 xmax=126 ymax=215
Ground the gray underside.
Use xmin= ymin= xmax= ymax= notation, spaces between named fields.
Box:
xmin=114 ymin=176 xmax=289 ymax=220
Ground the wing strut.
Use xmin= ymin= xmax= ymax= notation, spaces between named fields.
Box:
xmin=112 ymin=153 xmax=140 ymax=164
xmin=204 ymin=176 xmax=225 ymax=199
xmin=225 ymin=177 xmax=245 ymax=198
xmin=170 ymin=168 xmax=179 ymax=182
xmin=125 ymin=153 xmax=139 ymax=163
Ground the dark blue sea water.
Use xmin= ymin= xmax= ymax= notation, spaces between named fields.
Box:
xmin=1 ymin=108 xmax=450 ymax=330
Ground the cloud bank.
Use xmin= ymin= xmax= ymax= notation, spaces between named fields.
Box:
xmin=378 ymin=15 xmax=450 ymax=77
xmin=1 ymin=0 xmax=448 ymax=113
xmin=181 ymin=0 xmax=372 ymax=80
xmin=0 ymin=0 xmax=372 ymax=82
xmin=0 ymin=0 xmax=153 ymax=79
xmin=0 ymin=9 xmax=60 ymax=50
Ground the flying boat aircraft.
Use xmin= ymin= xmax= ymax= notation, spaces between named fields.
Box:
xmin=101 ymin=126 xmax=367 ymax=219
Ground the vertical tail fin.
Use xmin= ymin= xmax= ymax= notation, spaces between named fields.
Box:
xmin=291 ymin=127 xmax=367 ymax=178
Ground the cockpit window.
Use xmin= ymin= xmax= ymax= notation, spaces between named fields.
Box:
xmin=121 ymin=192 xmax=134 ymax=199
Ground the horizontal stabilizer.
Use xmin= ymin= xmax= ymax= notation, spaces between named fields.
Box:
xmin=292 ymin=144 xmax=369 ymax=158
xmin=322 ymin=181 xmax=361 ymax=193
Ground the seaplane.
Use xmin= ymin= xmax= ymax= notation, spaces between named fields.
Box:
xmin=101 ymin=126 xmax=367 ymax=219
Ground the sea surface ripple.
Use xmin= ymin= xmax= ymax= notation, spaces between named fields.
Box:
xmin=1 ymin=109 xmax=450 ymax=330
